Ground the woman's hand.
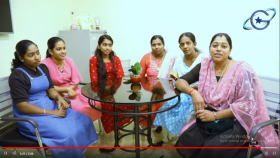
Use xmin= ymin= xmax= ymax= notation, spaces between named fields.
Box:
xmin=67 ymin=87 xmax=77 ymax=99
xmin=193 ymin=84 xmax=198 ymax=90
xmin=169 ymin=78 xmax=175 ymax=81
xmin=191 ymin=90 xmax=207 ymax=113
xmin=57 ymin=97 xmax=69 ymax=110
xmin=196 ymin=109 xmax=215 ymax=122
xmin=52 ymin=108 xmax=66 ymax=117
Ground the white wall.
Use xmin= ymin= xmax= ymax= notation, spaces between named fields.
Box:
xmin=73 ymin=0 xmax=279 ymax=78
xmin=0 ymin=0 xmax=76 ymax=77
xmin=1 ymin=0 xmax=279 ymax=79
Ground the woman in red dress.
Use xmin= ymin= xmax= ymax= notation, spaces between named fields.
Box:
xmin=89 ymin=35 xmax=132 ymax=134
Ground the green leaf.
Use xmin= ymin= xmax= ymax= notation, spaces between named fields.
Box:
xmin=128 ymin=62 xmax=142 ymax=75
xmin=134 ymin=62 xmax=142 ymax=75
xmin=128 ymin=68 xmax=136 ymax=75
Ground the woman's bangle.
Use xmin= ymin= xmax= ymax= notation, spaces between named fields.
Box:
xmin=43 ymin=109 xmax=46 ymax=114
xmin=190 ymin=84 xmax=194 ymax=88
xmin=188 ymin=89 xmax=195 ymax=95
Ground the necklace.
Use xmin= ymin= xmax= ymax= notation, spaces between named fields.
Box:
xmin=214 ymin=60 xmax=229 ymax=92
xmin=57 ymin=64 xmax=63 ymax=73
xmin=214 ymin=61 xmax=228 ymax=75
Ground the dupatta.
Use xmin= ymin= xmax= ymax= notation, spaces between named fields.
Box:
xmin=197 ymin=57 xmax=279 ymax=157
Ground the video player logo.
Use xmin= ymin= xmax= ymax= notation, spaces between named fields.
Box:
xmin=243 ymin=8 xmax=276 ymax=30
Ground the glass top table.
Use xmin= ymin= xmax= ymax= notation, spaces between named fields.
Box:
xmin=81 ymin=76 xmax=181 ymax=158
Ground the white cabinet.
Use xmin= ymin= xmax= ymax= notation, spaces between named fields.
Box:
xmin=59 ymin=30 xmax=107 ymax=83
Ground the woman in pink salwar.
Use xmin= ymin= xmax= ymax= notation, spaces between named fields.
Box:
xmin=41 ymin=37 xmax=101 ymax=121
xmin=175 ymin=33 xmax=279 ymax=158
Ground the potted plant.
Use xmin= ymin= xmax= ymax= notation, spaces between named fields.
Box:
xmin=128 ymin=62 xmax=142 ymax=83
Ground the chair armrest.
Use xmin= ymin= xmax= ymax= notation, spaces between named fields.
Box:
xmin=0 ymin=117 xmax=38 ymax=128
xmin=249 ymin=118 xmax=280 ymax=139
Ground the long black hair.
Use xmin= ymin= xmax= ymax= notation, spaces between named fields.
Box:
xmin=178 ymin=32 xmax=201 ymax=53
xmin=209 ymin=33 xmax=232 ymax=59
xmin=94 ymin=35 xmax=116 ymax=80
xmin=46 ymin=37 xmax=65 ymax=58
xmin=11 ymin=40 xmax=37 ymax=72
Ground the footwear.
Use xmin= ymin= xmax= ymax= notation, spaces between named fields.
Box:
xmin=155 ymin=126 xmax=163 ymax=133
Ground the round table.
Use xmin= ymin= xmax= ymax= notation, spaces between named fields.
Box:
xmin=81 ymin=76 xmax=181 ymax=158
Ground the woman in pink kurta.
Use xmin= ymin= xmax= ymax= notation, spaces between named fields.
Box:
xmin=41 ymin=37 xmax=101 ymax=121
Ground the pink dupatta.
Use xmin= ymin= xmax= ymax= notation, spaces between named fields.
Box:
xmin=180 ymin=57 xmax=279 ymax=157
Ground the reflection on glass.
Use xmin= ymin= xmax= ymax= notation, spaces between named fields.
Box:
xmin=129 ymin=83 xmax=142 ymax=101
xmin=151 ymin=87 xmax=166 ymax=101
xmin=91 ymin=77 xmax=122 ymax=102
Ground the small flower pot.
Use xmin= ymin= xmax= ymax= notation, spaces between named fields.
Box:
xmin=130 ymin=75 xmax=141 ymax=83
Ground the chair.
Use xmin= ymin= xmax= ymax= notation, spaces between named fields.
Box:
xmin=241 ymin=118 xmax=280 ymax=158
xmin=0 ymin=98 xmax=71 ymax=158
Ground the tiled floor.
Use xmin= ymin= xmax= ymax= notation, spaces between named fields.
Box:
xmin=0 ymin=120 xmax=263 ymax=158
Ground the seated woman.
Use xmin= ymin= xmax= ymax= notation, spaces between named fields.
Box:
xmin=91 ymin=77 xmax=131 ymax=134
xmin=41 ymin=37 xmax=101 ymax=121
xmin=9 ymin=40 xmax=99 ymax=158
xmin=175 ymin=33 xmax=279 ymax=158
xmin=139 ymin=35 xmax=176 ymax=132
xmin=89 ymin=34 xmax=132 ymax=134
xmin=139 ymin=35 xmax=176 ymax=78
xmin=154 ymin=32 xmax=207 ymax=136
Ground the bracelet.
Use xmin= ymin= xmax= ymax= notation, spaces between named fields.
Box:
xmin=188 ymin=89 xmax=195 ymax=95
xmin=213 ymin=111 xmax=217 ymax=120
xmin=43 ymin=109 xmax=46 ymax=114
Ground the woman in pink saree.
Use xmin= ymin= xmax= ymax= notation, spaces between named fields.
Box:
xmin=175 ymin=33 xmax=279 ymax=158
xmin=41 ymin=37 xmax=101 ymax=121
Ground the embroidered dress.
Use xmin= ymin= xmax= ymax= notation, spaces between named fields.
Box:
xmin=11 ymin=67 xmax=98 ymax=158
xmin=140 ymin=52 xmax=175 ymax=77
xmin=154 ymin=53 xmax=206 ymax=135
xmin=138 ymin=52 xmax=177 ymax=128
xmin=41 ymin=57 xmax=101 ymax=121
